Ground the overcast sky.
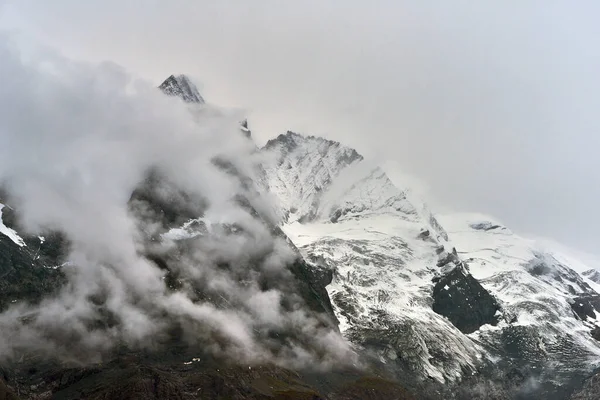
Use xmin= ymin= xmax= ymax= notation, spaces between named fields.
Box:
xmin=0 ymin=0 xmax=598 ymax=255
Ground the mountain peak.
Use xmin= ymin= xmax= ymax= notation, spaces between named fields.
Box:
xmin=158 ymin=74 xmax=205 ymax=104
xmin=263 ymin=131 xmax=362 ymax=161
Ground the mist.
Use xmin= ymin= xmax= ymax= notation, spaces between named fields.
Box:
xmin=0 ymin=33 xmax=355 ymax=369
xmin=1 ymin=1 xmax=597 ymax=255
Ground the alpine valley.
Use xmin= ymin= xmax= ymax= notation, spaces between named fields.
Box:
xmin=1 ymin=75 xmax=599 ymax=400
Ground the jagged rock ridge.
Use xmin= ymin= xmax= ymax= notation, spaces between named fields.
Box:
xmin=159 ymin=74 xmax=205 ymax=104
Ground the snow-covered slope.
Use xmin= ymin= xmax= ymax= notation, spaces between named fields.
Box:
xmin=439 ymin=214 xmax=600 ymax=386
xmin=259 ymin=132 xmax=600 ymax=393
xmin=260 ymin=133 xmax=493 ymax=382
xmin=260 ymin=132 xmax=363 ymax=222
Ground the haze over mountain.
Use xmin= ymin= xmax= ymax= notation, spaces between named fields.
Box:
xmin=1 ymin=1 xmax=598 ymax=255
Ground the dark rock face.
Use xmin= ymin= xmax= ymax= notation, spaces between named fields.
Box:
xmin=570 ymin=294 xmax=600 ymax=321
xmin=287 ymin=258 xmax=338 ymax=323
xmin=0 ymin=378 xmax=18 ymax=400
xmin=436 ymin=251 xmax=459 ymax=268
xmin=158 ymin=74 xmax=205 ymax=104
xmin=497 ymin=325 xmax=548 ymax=362
xmin=432 ymin=266 xmax=500 ymax=334
xmin=5 ymin=360 xmax=321 ymax=400
xmin=570 ymin=370 xmax=600 ymax=400
xmin=469 ymin=221 xmax=505 ymax=232
xmin=240 ymin=119 xmax=252 ymax=138
xmin=128 ymin=168 xmax=208 ymax=237
xmin=418 ymin=229 xmax=430 ymax=239
xmin=0 ymin=231 xmax=66 ymax=312
xmin=592 ymin=327 xmax=600 ymax=342
xmin=330 ymin=209 xmax=344 ymax=224
xmin=330 ymin=377 xmax=415 ymax=400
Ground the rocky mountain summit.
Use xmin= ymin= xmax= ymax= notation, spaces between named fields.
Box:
xmin=0 ymin=75 xmax=599 ymax=399
xmin=159 ymin=74 xmax=205 ymax=104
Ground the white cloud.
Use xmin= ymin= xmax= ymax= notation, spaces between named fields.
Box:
xmin=0 ymin=33 xmax=356 ymax=369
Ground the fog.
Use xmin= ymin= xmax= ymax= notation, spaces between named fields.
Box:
xmin=0 ymin=32 xmax=355 ymax=368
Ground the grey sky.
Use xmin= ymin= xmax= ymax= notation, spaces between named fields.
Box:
xmin=0 ymin=0 xmax=598 ymax=254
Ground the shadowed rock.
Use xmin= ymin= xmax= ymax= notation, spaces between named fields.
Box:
xmin=432 ymin=266 xmax=500 ymax=334
xmin=158 ymin=74 xmax=205 ymax=104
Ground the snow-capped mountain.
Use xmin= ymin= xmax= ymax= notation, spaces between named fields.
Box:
xmin=2 ymin=74 xmax=600 ymax=399
xmin=258 ymin=131 xmax=600 ymax=397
